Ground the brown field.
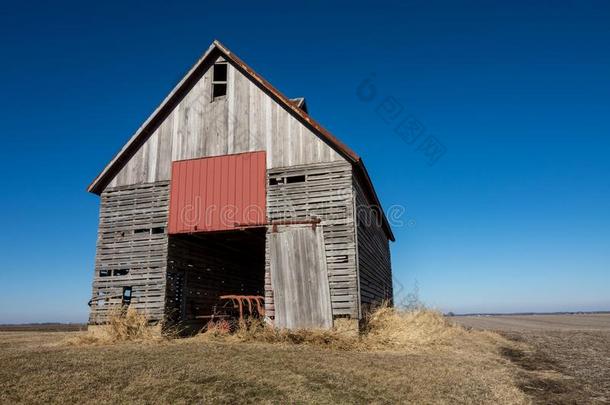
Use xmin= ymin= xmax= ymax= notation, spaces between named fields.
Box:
xmin=0 ymin=324 xmax=87 ymax=332
xmin=1 ymin=313 xmax=608 ymax=404
xmin=454 ymin=313 xmax=610 ymax=331
xmin=455 ymin=314 xmax=610 ymax=404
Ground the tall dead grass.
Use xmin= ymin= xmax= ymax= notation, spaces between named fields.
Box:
xmin=65 ymin=307 xmax=167 ymax=346
xmin=362 ymin=305 xmax=466 ymax=350
xmin=200 ymin=317 xmax=360 ymax=350
xmin=70 ymin=303 xmax=511 ymax=355
xmin=197 ymin=304 xmax=510 ymax=354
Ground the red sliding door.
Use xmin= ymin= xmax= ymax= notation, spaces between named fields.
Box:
xmin=168 ymin=151 xmax=266 ymax=234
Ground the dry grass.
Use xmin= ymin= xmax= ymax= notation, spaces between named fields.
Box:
xmin=64 ymin=307 xmax=168 ymax=346
xmin=3 ymin=309 xmax=606 ymax=403
xmin=199 ymin=305 xmax=511 ymax=354
xmin=0 ymin=330 xmax=530 ymax=404
xmin=0 ymin=305 xmax=534 ymax=404
xmin=362 ymin=305 xmax=466 ymax=350
xmin=192 ymin=305 xmax=529 ymax=404
xmin=198 ymin=317 xmax=360 ymax=350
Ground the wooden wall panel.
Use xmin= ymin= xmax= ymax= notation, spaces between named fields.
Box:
xmin=89 ymin=182 xmax=170 ymax=324
xmin=265 ymin=161 xmax=358 ymax=319
xmin=354 ymin=177 xmax=393 ymax=314
xmin=107 ymin=56 xmax=343 ymax=189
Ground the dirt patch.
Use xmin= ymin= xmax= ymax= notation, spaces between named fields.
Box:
xmin=500 ymin=331 xmax=610 ymax=404
xmin=500 ymin=346 xmax=558 ymax=372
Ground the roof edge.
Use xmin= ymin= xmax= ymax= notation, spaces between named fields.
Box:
xmin=87 ymin=42 xmax=219 ymax=194
xmin=87 ymin=40 xmax=394 ymax=241
xmin=354 ymin=159 xmax=395 ymax=242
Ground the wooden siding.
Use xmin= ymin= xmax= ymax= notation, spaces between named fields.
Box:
xmin=270 ymin=226 xmax=332 ymax=329
xmin=107 ymin=56 xmax=342 ymax=189
xmin=265 ymin=161 xmax=358 ymax=319
xmin=354 ymin=177 xmax=393 ymax=313
xmin=89 ymin=182 xmax=170 ymax=324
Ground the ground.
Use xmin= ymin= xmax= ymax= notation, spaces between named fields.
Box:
xmin=454 ymin=313 xmax=610 ymax=332
xmin=1 ymin=314 xmax=609 ymax=404
xmin=454 ymin=314 xmax=610 ymax=404
xmin=0 ymin=331 xmax=521 ymax=404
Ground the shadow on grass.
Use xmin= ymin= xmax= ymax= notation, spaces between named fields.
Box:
xmin=499 ymin=333 xmax=589 ymax=404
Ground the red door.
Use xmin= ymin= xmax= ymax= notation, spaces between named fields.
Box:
xmin=168 ymin=151 xmax=266 ymax=234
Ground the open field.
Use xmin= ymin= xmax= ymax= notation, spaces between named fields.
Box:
xmin=0 ymin=324 xmax=86 ymax=332
xmin=454 ymin=313 xmax=610 ymax=331
xmin=1 ymin=313 xmax=608 ymax=404
xmin=455 ymin=314 xmax=610 ymax=404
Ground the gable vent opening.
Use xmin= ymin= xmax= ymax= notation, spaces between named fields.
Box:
xmin=212 ymin=62 xmax=227 ymax=100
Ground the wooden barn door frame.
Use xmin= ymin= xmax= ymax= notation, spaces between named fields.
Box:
xmin=269 ymin=225 xmax=333 ymax=329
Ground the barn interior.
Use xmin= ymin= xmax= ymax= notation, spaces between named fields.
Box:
xmin=165 ymin=227 xmax=266 ymax=327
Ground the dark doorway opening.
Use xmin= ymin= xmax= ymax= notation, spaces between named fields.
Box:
xmin=165 ymin=228 xmax=266 ymax=329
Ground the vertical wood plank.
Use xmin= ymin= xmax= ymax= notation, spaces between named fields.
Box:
xmin=270 ymin=226 xmax=332 ymax=329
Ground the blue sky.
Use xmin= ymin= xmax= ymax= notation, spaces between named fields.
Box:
xmin=1 ymin=1 xmax=609 ymax=323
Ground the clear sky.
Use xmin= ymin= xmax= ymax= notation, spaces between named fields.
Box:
xmin=1 ymin=1 xmax=609 ymax=323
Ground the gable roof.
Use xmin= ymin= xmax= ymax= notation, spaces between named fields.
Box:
xmin=88 ymin=40 xmax=394 ymax=241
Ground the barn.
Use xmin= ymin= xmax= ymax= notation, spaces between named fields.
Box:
xmin=88 ymin=40 xmax=394 ymax=330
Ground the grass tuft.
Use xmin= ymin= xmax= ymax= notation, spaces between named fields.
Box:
xmin=361 ymin=304 xmax=464 ymax=351
xmin=65 ymin=307 xmax=170 ymax=345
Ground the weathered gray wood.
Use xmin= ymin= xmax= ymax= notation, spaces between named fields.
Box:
xmin=264 ymin=161 xmax=358 ymax=319
xmin=270 ymin=226 xmax=332 ymax=329
xmin=353 ymin=176 xmax=393 ymax=314
xmin=89 ymin=181 xmax=170 ymax=324
xmin=107 ymin=57 xmax=342 ymax=188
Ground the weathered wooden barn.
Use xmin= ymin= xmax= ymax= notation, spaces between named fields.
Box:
xmin=88 ymin=40 xmax=394 ymax=329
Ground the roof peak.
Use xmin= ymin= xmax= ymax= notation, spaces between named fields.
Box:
xmin=87 ymin=39 xmax=394 ymax=240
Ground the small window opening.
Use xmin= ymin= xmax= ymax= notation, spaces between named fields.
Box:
xmin=151 ymin=227 xmax=165 ymax=234
xmin=212 ymin=62 xmax=228 ymax=100
xmin=286 ymin=175 xmax=306 ymax=184
xmin=269 ymin=177 xmax=284 ymax=186
xmin=213 ymin=62 xmax=227 ymax=81
xmin=134 ymin=228 xmax=149 ymax=234
xmin=113 ymin=269 xmax=129 ymax=276
xmin=99 ymin=269 xmax=112 ymax=277
xmin=122 ymin=286 xmax=132 ymax=305
xmin=213 ymin=83 xmax=227 ymax=99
